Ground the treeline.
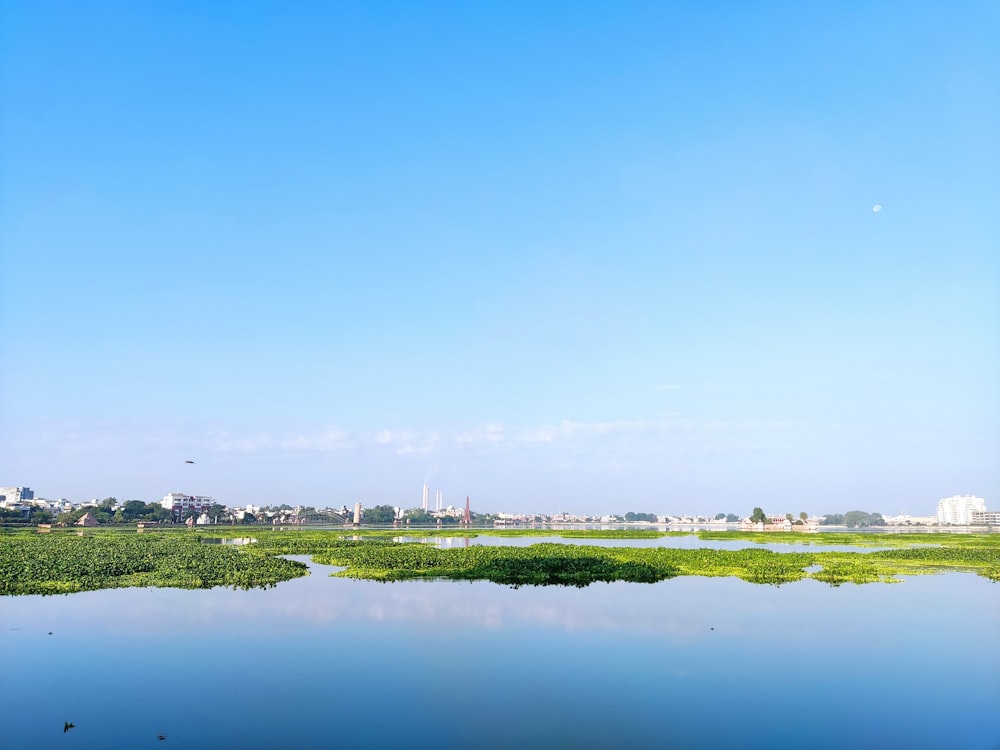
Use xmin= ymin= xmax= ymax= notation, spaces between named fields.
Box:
xmin=362 ymin=505 xmax=490 ymax=525
xmin=54 ymin=498 xmax=230 ymax=526
xmin=57 ymin=498 xmax=174 ymax=525
xmin=819 ymin=511 xmax=886 ymax=528
xmin=624 ymin=512 xmax=657 ymax=522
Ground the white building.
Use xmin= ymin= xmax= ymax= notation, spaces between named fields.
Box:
xmin=161 ymin=493 xmax=214 ymax=517
xmin=936 ymin=495 xmax=986 ymax=525
xmin=0 ymin=486 xmax=34 ymax=507
xmin=971 ymin=510 xmax=1000 ymax=525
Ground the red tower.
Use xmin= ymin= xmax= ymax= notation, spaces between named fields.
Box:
xmin=462 ymin=496 xmax=471 ymax=525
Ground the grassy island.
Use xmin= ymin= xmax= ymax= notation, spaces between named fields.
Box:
xmin=1 ymin=527 xmax=997 ymax=595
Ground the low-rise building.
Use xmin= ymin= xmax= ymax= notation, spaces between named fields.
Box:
xmin=971 ymin=510 xmax=1000 ymax=525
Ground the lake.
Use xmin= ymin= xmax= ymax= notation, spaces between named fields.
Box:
xmin=1 ymin=551 xmax=998 ymax=749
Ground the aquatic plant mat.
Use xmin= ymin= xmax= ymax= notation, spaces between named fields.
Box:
xmin=1 ymin=528 xmax=997 ymax=594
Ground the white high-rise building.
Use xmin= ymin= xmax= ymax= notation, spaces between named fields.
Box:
xmin=936 ymin=495 xmax=986 ymax=525
xmin=435 ymin=489 xmax=443 ymax=512
xmin=422 ymin=483 xmax=429 ymax=511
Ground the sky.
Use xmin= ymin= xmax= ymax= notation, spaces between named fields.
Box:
xmin=1 ymin=1 xmax=997 ymax=516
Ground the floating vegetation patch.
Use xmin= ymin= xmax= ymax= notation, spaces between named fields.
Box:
xmin=1 ymin=529 xmax=997 ymax=595
xmin=0 ymin=532 xmax=306 ymax=595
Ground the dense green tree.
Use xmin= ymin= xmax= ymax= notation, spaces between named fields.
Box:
xmin=714 ymin=513 xmax=726 ymax=520
xmin=750 ymin=507 xmax=767 ymax=524
xmin=725 ymin=513 xmax=740 ymax=523
xmin=843 ymin=510 xmax=886 ymax=528
xmin=363 ymin=505 xmax=397 ymax=524
xmin=625 ymin=512 xmax=657 ymax=522
xmin=404 ymin=509 xmax=436 ymax=524
xmin=121 ymin=500 xmax=148 ymax=521
xmin=820 ymin=513 xmax=845 ymax=525
xmin=57 ymin=508 xmax=90 ymax=525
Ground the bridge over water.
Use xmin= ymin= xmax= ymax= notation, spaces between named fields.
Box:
xmin=288 ymin=511 xmax=351 ymax=526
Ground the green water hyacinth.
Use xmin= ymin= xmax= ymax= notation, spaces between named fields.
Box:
xmin=1 ymin=528 xmax=997 ymax=594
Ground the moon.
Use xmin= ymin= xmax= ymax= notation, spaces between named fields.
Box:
xmin=872 ymin=204 xmax=883 ymax=213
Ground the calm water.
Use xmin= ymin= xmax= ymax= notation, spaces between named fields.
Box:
xmin=394 ymin=534 xmax=899 ymax=553
xmin=1 ymin=555 xmax=998 ymax=750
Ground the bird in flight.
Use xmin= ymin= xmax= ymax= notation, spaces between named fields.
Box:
xmin=64 ymin=722 xmax=75 ymax=733
xmin=185 ymin=460 xmax=195 ymax=464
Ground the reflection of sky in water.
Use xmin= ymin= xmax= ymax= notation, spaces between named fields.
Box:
xmin=2 ymin=558 xmax=998 ymax=749
xmin=396 ymin=534 xmax=897 ymax=553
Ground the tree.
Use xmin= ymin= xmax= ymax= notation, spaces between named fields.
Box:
xmin=363 ymin=505 xmax=397 ymax=524
xmin=0 ymin=507 xmax=27 ymax=522
xmin=843 ymin=510 xmax=887 ymax=528
xmin=404 ymin=508 xmax=436 ymax=524
xmin=820 ymin=514 xmax=844 ymax=525
xmin=725 ymin=513 xmax=740 ymax=523
xmin=625 ymin=512 xmax=657 ymax=522
xmin=750 ymin=507 xmax=767 ymax=524
xmin=121 ymin=500 xmax=147 ymax=521
xmin=785 ymin=513 xmax=794 ymax=522
xmin=57 ymin=508 xmax=89 ymax=525
xmin=799 ymin=512 xmax=808 ymax=522
xmin=714 ymin=513 xmax=726 ymax=520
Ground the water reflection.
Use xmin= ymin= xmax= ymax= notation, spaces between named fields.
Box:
xmin=199 ymin=536 xmax=256 ymax=545
xmin=2 ymin=555 xmax=998 ymax=750
xmin=388 ymin=534 xmax=894 ymax=554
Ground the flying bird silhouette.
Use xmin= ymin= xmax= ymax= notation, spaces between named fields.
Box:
xmin=184 ymin=460 xmax=195 ymax=464
xmin=64 ymin=722 xmax=75 ymax=733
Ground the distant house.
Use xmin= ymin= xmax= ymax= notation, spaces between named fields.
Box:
xmin=76 ymin=513 xmax=99 ymax=527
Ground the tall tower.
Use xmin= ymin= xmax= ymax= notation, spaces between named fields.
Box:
xmin=436 ymin=488 xmax=443 ymax=512
xmin=422 ymin=483 xmax=429 ymax=511
xmin=462 ymin=496 xmax=471 ymax=525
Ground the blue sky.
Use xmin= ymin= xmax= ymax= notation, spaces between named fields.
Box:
xmin=2 ymin=1 xmax=997 ymax=516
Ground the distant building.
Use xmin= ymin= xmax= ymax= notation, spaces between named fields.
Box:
xmin=0 ymin=486 xmax=34 ymax=507
xmin=971 ymin=510 xmax=1000 ymax=525
xmin=76 ymin=512 xmax=99 ymax=527
xmin=884 ymin=514 xmax=937 ymax=526
xmin=161 ymin=493 xmax=214 ymax=518
xmin=936 ymin=495 xmax=986 ymax=525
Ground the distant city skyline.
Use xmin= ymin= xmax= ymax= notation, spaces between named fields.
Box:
xmin=3 ymin=480 xmax=986 ymax=521
xmin=1 ymin=3 xmax=997 ymax=515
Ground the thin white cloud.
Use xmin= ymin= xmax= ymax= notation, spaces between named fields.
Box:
xmin=455 ymin=423 xmax=505 ymax=444
xmin=396 ymin=432 xmax=440 ymax=455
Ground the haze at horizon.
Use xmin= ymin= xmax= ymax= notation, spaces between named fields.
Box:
xmin=1 ymin=1 xmax=997 ymax=515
